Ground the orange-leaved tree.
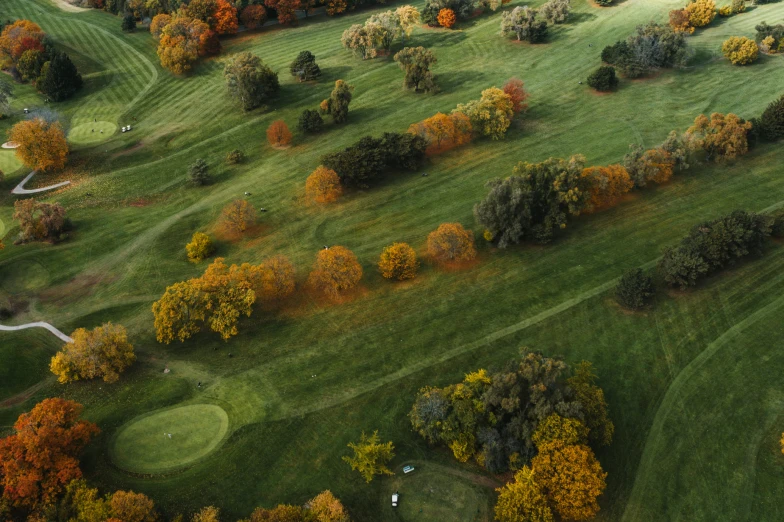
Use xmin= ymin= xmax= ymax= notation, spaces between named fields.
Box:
xmin=437 ymin=8 xmax=457 ymax=28
xmin=307 ymin=246 xmax=363 ymax=300
xmin=408 ymin=112 xmax=472 ymax=155
xmin=0 ymin=398 xmax=99 ymax=510
xmin=221 ymin=199 xmax=257 ymax=233
xmin=110 ymin=490 xmax=157 ymax=522
xmin=50 ymin=322 xmax=136 ymax=384
xmin=379 ymin=242 xmax=419 ymax=281
xmin=503 ymin=77 xmax=530 ymax=114
xmin=686 ymin=112 xmax=752 ymax=161
xmin=8 ymin=118 xmax=69 ymax=171
xmin=150 ymin=13 xmax=172 ymax=40
xmin=308 ymin=490 xmax=350 ymax=521
xmin=306 ymin=166 xmax=343 ymax=204
xmin=531 ymin=440 xmax=607 ymax=521
xmin=264 ymin=0 xmax=303 ymax=25
xmin=427 ymin=223 xmax=476 ymax=263
xmin=267 ymin=120 xmax=293 ymax=147
xmin=157 ymin=16 xmax=209 ymax=74
xmin=0 ymin=20 xmax=45 ymax=65
xmin=240 ymin=5 xmax=268 ymax=29
xmin=669 ymin=8 xmax=693 ymax=33
xmin=581 ymin=164 xmax=633 ymax=210
xmin=258 ymin=255 xmax=296 ymax=302
xmin=13 ymin=199 xmax=68 ymax=243
xmin=213 ymin=0 xmax=239 ymax=34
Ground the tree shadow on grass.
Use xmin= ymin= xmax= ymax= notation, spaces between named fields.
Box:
xmin=320 ymin=66 xmax=353 ymax=83
xmin=437 ymin=70 xmax=485 ymax=94
xmin=416 ymin=28 xmax=469 ymax=49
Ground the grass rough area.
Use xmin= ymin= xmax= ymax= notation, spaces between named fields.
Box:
xmin=111 ymin=404 xmax=230 ymax=474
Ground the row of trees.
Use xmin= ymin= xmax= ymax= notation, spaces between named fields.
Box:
xmin=421 ymin=0 xmax=509 ymax=27
xmin=409 ymin=352 xmax=612 ymax=519
xmin=0 ymin=20 xmax=83 ymax=101
xmin=668 ymin=0 xmax=717 ymax=35
xmin=0 ymin=397 xmax=351 ymax=521
xmin=601 ymin=22 xmax=690 ymax=79
xmin=500 ymin=0 xmax=572 ymax=44
xmin=475 ymin=107 xmax=758 ymax=248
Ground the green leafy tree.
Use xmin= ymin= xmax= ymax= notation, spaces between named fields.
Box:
xmin=759 ymin=94 xmax=784 ymax=142
xmin=122 ymin=13 xmax=137 ymax=32
xmin=320 ymin=80 xmax=353 ymax=123
xmin=189 ymin=159 xmax=211 ymax=185
xmin=393 ymin=46 xmax=437 ymax=93
xmin=299 ymin=109 xmax=324 ymax=133
xmin=586 ymin=66 xmax=617 ymax=91
xmin=38 ymin=51 xmax=83 ymax=102
xmin=342 ymin=431 xmax=395 ymax=483
xmin=567 ymin=362 xmax=615 ymax=447
xmin=289 ymin=50 xmax=321 ymax=81
xmin=615 ymin=268 xmax=654 ymax=310
xmin=501 ymin=6 xmax=547 ymax=43
xmin=224 ymin=52 xmax=280 ymax=111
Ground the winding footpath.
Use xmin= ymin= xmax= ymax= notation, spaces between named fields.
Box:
xmin=11 ymin=171 xmax=71 ymax=195
xmin=0 ymin=321 xmax=72 ymax=343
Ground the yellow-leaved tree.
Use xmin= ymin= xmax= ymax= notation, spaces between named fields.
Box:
xmin=50 ymin=323 xmax=135 ymax=384
xmin=582 ymin=164 xmax=633 ymax=211
xmin=307 ymin=246 xmax=363 ymax=300
xmin=722 ymin=36 xmax=759 ymax=65
xmin=531 ymin=440 xmax=607 ymax=521
xmin=305 ymin=166 xmax=343 ymax=204
xmin=308 ymin=490 xmax=351 ymax=522
xmin=427 ymin=223 xmax=476 ymax=263
xmin=342 ymin=430 xmax=395 ymax=483
xmin=532 ymin=413 xmax=589 ymax=447
xmin=186 ymin=231 xmax=214 ymax=263
xmin=258 ymin=255 xmax=296 ymax=302
xmin=686 ymin=0 xmax=716 ymax=28
xmin=8 ymin=118 xmax=69 ymax=172
xmin=494 ymin=466 xmax=554 ymax=522
xmin=221 ymin=199 xmax=257 ymax=233
xmin=378 ymin=242 xmax=419 ymax=281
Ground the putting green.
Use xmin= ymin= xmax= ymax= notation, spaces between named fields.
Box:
xmin=67 ymin=121 xmax=118 ymax=145
xmin=0 ymin=150 xmax=22 ymax=175
xmin=111 ymin=404 xmax=230 ymax=474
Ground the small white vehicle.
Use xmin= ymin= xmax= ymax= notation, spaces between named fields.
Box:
xmin=403 ymin=465 xmax=414 ymax=474
xmin=392 ymin=493 xmax=399 ymax=507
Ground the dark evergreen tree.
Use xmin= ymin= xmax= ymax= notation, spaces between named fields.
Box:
xmin=121 ymin=13 xmax=137 ymax=32
xmin=289 ymin=51 xmax=321 ymax=82
xmin=38 ymin=52 xmax=83 ymax=102
xmin=759 ymin=94 xmax=784 ymax=142
xmin=587 ymin=66 xmax=618 ymax=91
xmin=615 ymin=269 xmax=654 ymax=310
xmin=298 ymin=109 xmax=324 ymax=133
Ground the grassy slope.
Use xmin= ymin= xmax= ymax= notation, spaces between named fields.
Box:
xmin=1 ymin=0 xmax=784 ymax=520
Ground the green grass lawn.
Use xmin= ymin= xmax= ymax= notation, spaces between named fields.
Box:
xmin=0 ymin=150 xmax=22 ymax=176
xmin=1 ymin=0 xmax=784 ymax=520
xmin=68 ymin=121 xmax=118 ymax=146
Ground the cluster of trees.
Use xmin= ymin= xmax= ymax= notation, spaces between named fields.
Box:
xmin=601 ymin=22 xmax=690 ymax=79
xmin=409 ymin=352 xmax=612 ymax=517
xmin=341 ymin=6 xmax=420 ymax=59
xmin=658 ymin=209 xmax=773 ymax=288
xmin=756 ymin=21 xmax=784 ymax=54
xmin=0 ymin=20 xmax=82 ymax=101
xmin=50 ymin=322 xmax=136 ymax=384
xmin=151 ymin=11 xmax=222 ymax=74
xmin=718 ymin=0 xmax=746 ymax=17
xmin=12 ymin=199 xmax=70 ymax=244
xmin=152 ymin=256 xmax=294 ymax=343
xmin=223 ymin=51 xmax=280 ymax=110
xmin=8 ymin=117 xmax=69 ymax=171
xmin=669 ymin=0 xmax=717 ymax=34
xmin=501 ymin=0 xmax=572 ymax=43
xmin=316 ymin=79 xmax=353 ymax=126
xmin=320 ymin=131 xmax=426 ymax=187
xmin=422 ymin=0 xmax=508 ymax=27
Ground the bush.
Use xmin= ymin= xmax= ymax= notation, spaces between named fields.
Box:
xmin=539 ymin=0 xmax=571 ymax=24
xmin=379 ymin=243 xmax=419 ymax=280
xmin=686 ymin=0 xmax=716 ymax=28
xmin=594 ymin=0 xmax=614 ymax=5
xmin=427 ymin=223 xmax=476 ymax=263
xmin=615 ymin=269 xmax=654 ymax=310
xmin=602 ymin=23 xmax=688 ymax=78
xmin=225 ymin=149 xmax=245 ymax=164
xmin=188 ymin=159 xmax=210 ymax=185
xmin=186 ymin=232 xmax=214 ymax=263
xmin=658 ymin=210 xmax=772 ymax=288
xmin=722 ymin=36 xmax=759 ymax=65
xmin=299 ymin=109 xmax=324 ymax=133
xmin=121 ymin=13 xmax=136 ymax=32
xmin=587 ymin=66 xmax=618 ymax=91
xmin=321 ymin=132 xmax=426 ymax=187
xmin=755 ymin=22 xmax=784 ymax=52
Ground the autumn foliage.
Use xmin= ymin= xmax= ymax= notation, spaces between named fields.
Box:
xmin=186 ymin=231 xmax=215 ymax=263
xmin=0 ymin=399 xmax=99 ymax=510
xmin=437 ymin=8 xmax=457 ymax=28
xmin=50 ymin=323 xmax=136 ymax=384
xmin=307 ymin=246 xmax=363 ymax=300
xmin=502 ymin=77 xmax=530 ymax=114
xmin=427 ymin=223 xmax=477 ymax=263
xmin=213 ymin=0 xmax=239 ymax=34
xmin=582 ymin=164 xmax=633 ymax=210
xmin=267 ymin=120 xmax=293 ymax=147
xmin=722 ymin=36 xmax=759 ymax=65
xmin=221 ymin=199 xmax=257 ymax=233
xmin=240 ymin=5 xmax=268 ymax=29
xmin=265 ymin=0 xmax=303 ymax=25
xmin=378 ymin=242 xmax=419 ymax=280
xmin=306 ymin=166 xmax=343 ymax=204
xmin=0 ymin=20 xmax=45 ymax=66
xmin=408 ymin=112 xmax=472 ymax=155
xmin=342 ymin=430 xmax=395 ymax=483
xmin=258 ymin=255 xmax=296 ymax=302
xmin=8 ymin=118 xmax=69 ymax=172
xmin=13 ymin=199 xmax=68 ymax=243
xmin=155 ymin=15 xmax=213 ymax=74
xmin=686 ymin=0 xmax=716 ymax=28
xmin=686 ymin=112 xmax=752 ymax=161
xmin=495 ymin=467 xmax=554 ymax=522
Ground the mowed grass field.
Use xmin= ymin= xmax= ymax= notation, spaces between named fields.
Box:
xmin=1 ymin=0 xmax=784 ymax=520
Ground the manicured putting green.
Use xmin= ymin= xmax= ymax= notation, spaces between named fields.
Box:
xmin=112 ymin=404 xmax=229 ymax=474
xmin=387 ymin=466 xmax=490 ymax=521
xmin=0 ymin=150 xmax=22 ymax=174
xmin=67 ymin=121 xmax=117 ymax=145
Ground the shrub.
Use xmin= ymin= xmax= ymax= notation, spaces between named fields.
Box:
xmin=759 ymin=94 xmax=784 ymax=142
xmin=623 ymin=146 xmax=675 ymax=187
xmin=299 ymin=109 xmax=324 ymax=133
xmin=427 ymin=223 xmax=476 ymax=263
xmin=305 ymin=166 xmax=343 ymax=203
xmin=658 ymin=210 xmax=772 ymax=288
xmin=686 ymin=112 xmax=752 ymax=161
xmin=755 ymin=22 xmax=784 ymax=51
xmin=121 ymin=13 xmax=136 ymax=32
xmin=289 ymin=50 xmax=321 ymax=82
xmin=188 ymin=159 xmax=210 ymax=185
xmin=408 ymin=112 xmax=472 ymax=155
xmin=186 ymin=232 xmax=214 ymax=263
xmin=602 ymin=23 xmax=688 ymax=78
xmin=267 ymin=120 xmax=292 ymax=147
xmin=722 ymin=36 xmax=759 ymax=65
xmin=770 ymin=209 xmax=784 ymax=238
xmin=593 ymin=0 xmax=613 ymax=5
xmin=308 ymin=246 xmax=363 ymax=299
xmin=686 ymin=0 xmax=716 ymax=28
xmin=587 ymin=66 xmax=618 ymax=91
xmin=669 ymin=8 xmax=693 ymax=33
xmin=615 ymin=268 xmax=654 ymax=310
xmin=437 ymin=8 xmax=456 ymax=28
xmin=582 ymin=164 xmax=633 ymax=210
xmin=225 ymin=149 xmax=245 ymax=164
xmin=379 ymin=243 xmax=419 ymax=280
